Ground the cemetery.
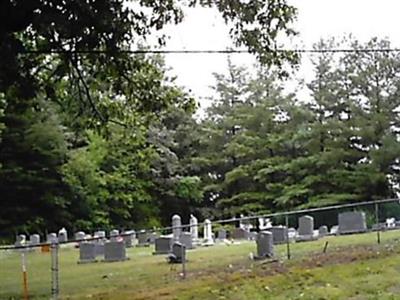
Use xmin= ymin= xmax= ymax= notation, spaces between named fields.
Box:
xmin=3 ymin=210 xmax=400 ymax=299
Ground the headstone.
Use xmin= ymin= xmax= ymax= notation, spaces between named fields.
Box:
xmin=203 ymin=219 xmax=214 ymax=246
xmin=29 ymin=234 xmax=40 ymax=245
xmin=239 ymin=214 xmax=253 ymax=231
xmin=75 ymin=231 xmax=85 ymax=241
xmin=47 ymin=233 xmax=58 ymax=243
xmin=94 ymin=241 xmax=104 ymax=256
xmin=122 ymin=230 xmax=135 ymax=248
xmin=297 ymin=215 xmax=316 ymax=241
xmin=110 ymin=229 xmax=120 ymax=242
xmin=318 ymin=225 xmax=328 ymax=237
xmin=15 ymin=234 xmax=26 ymax=247
xmin=179 ymin=232 xmax=194 ymax=249
xmin=330 ymin=225 xmax=339 ymax=235
xmin=386 ymin=218 xmax=396 ymax=229
xmin=153 ymin=237 xmax=172 ymax=255
xmin=137 ymin=230 xmax=149 ymax=246
xmin=231 ymin=227 xmax=249 ymax=240
xmin=190 ymin=214 xmax=199 ymax=240
xmin=78 ymin=242 xmax=97 ymax=263
xmin=298 ymin=215 xmax=314 ymax=236
xmin=94 ymin=231 xmax=106 ymax=239
xmin=338 ymin=211 xmax=367 ymax=234
xmin=104 ymin=241 xmax=128 ymax=262
xmin=259 ymin=218 xmax=272 ymax=230
xmin=255 ymin=231 xmax=274 ymax=259
xmin=168 ymin=242 xmax=186 ymax=263
xmin=248 ymin=231 xmax=258 ymax=241
xmin=288 ymin=228 xmax=297 ymax=240
xmin=172 ymin=214 xmax=182 ymax=241
xmin=148 ymin=232 xmax=158 ymax=244
xmin=269 ymin=226 xmax=288 ymax=244
xmin=217 ymin=229 xmax=227 ymax=240
xmin=58 ymin=228 xmax=68 ymax=243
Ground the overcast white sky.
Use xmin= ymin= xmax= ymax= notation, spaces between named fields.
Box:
xmin=159 ymin=0 xmax=400 ymax=112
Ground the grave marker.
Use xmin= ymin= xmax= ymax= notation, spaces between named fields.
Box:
xmin=78 ymin=242 xmax=97 ymax=263
xmin=104 ymin=241 xmax=128 ymax=262
xmin=153 ymin=237 xmax=172 ymax=255
xmin=338 ymin=212 xmax=367 ymax=234
xmin=172 ymin=214 xmax=182 ymax=242
xmin=255 ymin=231 xmax=273 ymax=259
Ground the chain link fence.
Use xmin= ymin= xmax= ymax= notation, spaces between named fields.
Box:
xmin=1 ymin=198 xmax=400 ymax=299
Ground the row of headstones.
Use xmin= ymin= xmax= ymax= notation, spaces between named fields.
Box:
xmin=166 ymin=211 xmax=371 ymax=250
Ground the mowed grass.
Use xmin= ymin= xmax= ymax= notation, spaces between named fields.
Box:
xmin=1 ymin=230 xmax=400 ymax=299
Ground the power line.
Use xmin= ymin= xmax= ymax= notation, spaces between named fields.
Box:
xmin=18 ymin=48 xmax=400 ymax=55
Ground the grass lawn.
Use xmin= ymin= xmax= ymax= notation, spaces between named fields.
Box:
xmin=1 ymin=230 xmax=400 ymax=299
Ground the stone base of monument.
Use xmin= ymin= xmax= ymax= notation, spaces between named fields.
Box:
xmin=202 ymin=239 xmax=214 ymax=247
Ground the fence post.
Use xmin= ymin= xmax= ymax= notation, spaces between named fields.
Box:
xmin=50 ymin=242 xmax=59 ymax=299
xmin=375 ymin=202 xmax=380 ymax=244
xmin=285 ymin=214 xmax=291 ymax=260
xmin=181 ymin=245 xmax=186 ymax=279
xmin=21 ymin=249 xmax=29 ymax=300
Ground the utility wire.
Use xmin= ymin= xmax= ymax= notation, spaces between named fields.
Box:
xmin=18 ymin=48 xmax=400 ymax=55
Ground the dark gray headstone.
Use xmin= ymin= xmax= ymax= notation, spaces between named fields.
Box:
xmin=179 ymin=232 xmax=194 ymax=249
xmin=168 ymin=242 xmax=186 ymax=263
xmin=255 ymin=231 xmax=273 ymax=259
xmin=153 ymin=237 xmax=172 ymax=255
xmin=338 ymin=212 xmax=367 ymax=234
xmin=78 ymin=242 xmax=97 ymax=263
xmin=104 ymin=241 xmax=128 ymax=262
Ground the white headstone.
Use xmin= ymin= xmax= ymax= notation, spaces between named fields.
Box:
xmin=94 ymin=231 xmax=106 ymax=239
xmin=172 ymin=214 xmax=182 ymax=241
xmin=110 ymin=229 xmax=120 ymax=242
xmin=47 ymin=233 xmax=58 ymax=243
xmin=190 ymin=214 xmax=199 ymax=240
xmin=75 ymin=231 xmax=85 ymax=241
xmin=203 ymin=219 xmax=214 ymax=246
xmin=58 ymin=228 xmax=68 ymax=243
xmin=318 ymin=225 xmax=328 ymax=237
xmin=29 ymin=234 xmax=40 ymax=245
xmin=15 ymin=234 xmax=26 ymax=247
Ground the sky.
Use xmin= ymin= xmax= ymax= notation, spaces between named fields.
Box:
xmin=158 ymin=0 xmax=400 ymax=112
